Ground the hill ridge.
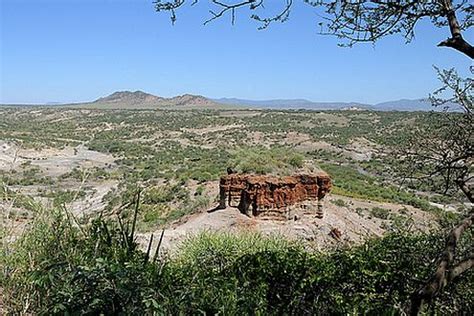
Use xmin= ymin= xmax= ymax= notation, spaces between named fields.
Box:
xmin=87 ymin=90 xmax=221 ymax=109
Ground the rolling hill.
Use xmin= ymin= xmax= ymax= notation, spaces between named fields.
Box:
xmin=80 ymin=90 xmax=223 ymax=109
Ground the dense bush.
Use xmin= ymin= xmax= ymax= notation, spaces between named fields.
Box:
xmin=1 ymin=209 xmax=159 ymax=315
xmin=2 ymin=210 xmax=472 ymax=315
xmin=230 ymin=146 xmax=305 ymax=175
xmin=161 ymin=231 xmax=472 ymax=315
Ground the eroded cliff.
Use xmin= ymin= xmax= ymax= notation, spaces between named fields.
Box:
xmin=219 ymin=172 xmax=332 ymax=219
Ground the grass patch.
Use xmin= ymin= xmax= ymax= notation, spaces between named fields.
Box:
xmin=2 ymin=210 xmax=472 ymax=314
xmin=230 ymin=146 xmax=305 ymax=175
xmin=370 ymin=207 xmax=391 ymax=220
xmin=332 ymin=198 xmax=349 ymax=207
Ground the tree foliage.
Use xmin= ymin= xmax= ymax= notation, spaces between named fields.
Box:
xmin=396 ymin=68 xmax=473 ymax=314
xmin=400 ymin=68 xmax=473 ymax=202
xmin=154 ymin=0 xmax=474 ymax=58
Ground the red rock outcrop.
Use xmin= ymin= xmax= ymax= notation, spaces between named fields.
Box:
xmin=219 ymin=174 xmax=250 ymax=208
xmin=219 ymin=172 xmax=332 ymax=218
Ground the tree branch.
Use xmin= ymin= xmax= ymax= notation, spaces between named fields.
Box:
xmin=438 ymin=0 xmax=474 ymax=58
xmin=448 ymin=253 xmax=474 ymax=281
xmin=438 ymin=37 xmax=474 ymax=59
xmin=204 ymin=0 xmax=262 ymax=25
xmin=456 ymin=178 xmax=473 ymax=203
xmin=410 ymin=208 xmax=474 ymax=315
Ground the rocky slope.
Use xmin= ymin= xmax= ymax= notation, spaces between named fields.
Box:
xmin=137 ymin=194 xmax=438 ymax=253
xmin=94 ymin=90 xmax=164 ymax=105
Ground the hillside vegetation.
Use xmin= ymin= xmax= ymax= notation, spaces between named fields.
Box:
xmin=2 ymin=206 xmax=472 ymax=314
xmin=1 ymin=107 xmax=472 ymax=314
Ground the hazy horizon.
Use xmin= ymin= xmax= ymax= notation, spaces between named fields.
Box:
xmin=0 ymin=89 xmax=428 ymax=106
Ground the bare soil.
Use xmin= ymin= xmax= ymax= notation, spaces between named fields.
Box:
xmin=137 ymin=193 xmax=438 ymax=254
xmin=0 ymin=142 xmax=115 ymax=176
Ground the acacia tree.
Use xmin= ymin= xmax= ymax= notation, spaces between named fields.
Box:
xmin=401 ymin=68 xmax=472 ymax=202
xmin=154 ymin=0 xmax=473 ymax=314
xmin=398 ymin=68 xmax=473 ymax=314
xmin=154 ymin=0 xmax=474 ymax=58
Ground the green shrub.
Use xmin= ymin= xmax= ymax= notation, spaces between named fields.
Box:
xmin=332 ymin=198 xmax=348 ymax=207
xmin=2 ymin=205 xmax=472 ymax=315
xmin=142 ymin=184 xmax=187 ymax=204
xmin=189 ymin=170 xmax=213 ymax=182
xmin=142 ymin=204 xmax=170 ymax=223
xmin=320 ymin=163 xmax=443 ymax=215
xmin=230 ymin=146 xmax=305 ymax=175
xmin=158 ymin=230 xmax=472 ymax=315
xmin=370 ymin=206 xmax=391 ymax=220
xmin=195 ymin=185 xmax=205 ymax=196
xmin=1 ymin=207 xmax=160 ymax=315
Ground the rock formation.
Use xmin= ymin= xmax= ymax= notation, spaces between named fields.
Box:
xmin=219 ymin=172 xmax=332 ymax=219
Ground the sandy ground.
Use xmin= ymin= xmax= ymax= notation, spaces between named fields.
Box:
xmin=0 ymin=141 xmax=115 ymax=177
xmin=1 ymin=141 xmax=118 ymax=227
xmin=137 ymin=194 xmax=438 ymax=255
xmin=69 ymin=180 xmax=119 ymax=217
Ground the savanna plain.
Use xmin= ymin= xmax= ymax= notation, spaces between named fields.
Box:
xmin=0 ymin=106 xmax=472 ymax=314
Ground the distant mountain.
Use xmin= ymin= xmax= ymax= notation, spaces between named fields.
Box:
xmin=214 ymin=98 xmax=373 ymax=110
xmin=215 ymin=97 xmax=447 ymax=112
xmin=82 ymin=90 xmax=222 ymax=109
xmin=94 ymin=90 xmax=164 ymax=105
xmin=373 ymin=99 xmax=434 ymax=111
xmin=168 ymin=94 xmax=216 ymax=107
xmin=1 ymin=92 xmax=449 ymax=111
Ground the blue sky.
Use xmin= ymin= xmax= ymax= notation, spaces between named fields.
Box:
xmin=1 ymin=0 xmax=472 ymax=104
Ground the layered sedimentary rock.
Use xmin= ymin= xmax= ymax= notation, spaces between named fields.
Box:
xmin=219 ymin=174 xmax=250 ymax=208
xmin=219 ymin=172 xmax=332 ymax=218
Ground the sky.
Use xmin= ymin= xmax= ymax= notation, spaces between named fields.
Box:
xmin=0 ymin=0 xmax=472 ymax=104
